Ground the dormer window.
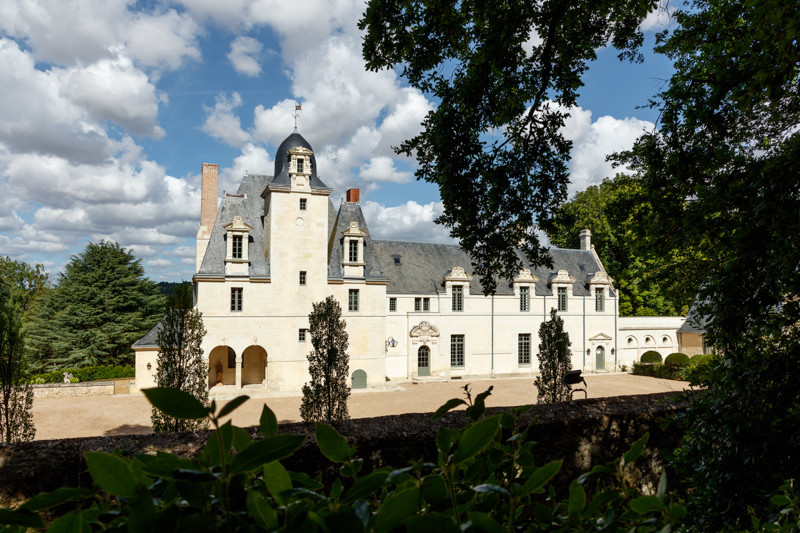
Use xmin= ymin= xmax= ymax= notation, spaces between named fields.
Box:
xmin=349 ymin=240 xmax=359 ymax=262
xmin=296 ymin=158 xmax=304 ymax=174
xmin=342 ymin=221 xmax=368 ymax=277
xmin=224 ymin=215 xmax=253 ymax=276
xmin=232 ymin=235 xmax=243 ymax=259
xmin=550 ymin=269 xmax=575 ymax=313
xmin=513 ymin=268 xmax=538 ymax=313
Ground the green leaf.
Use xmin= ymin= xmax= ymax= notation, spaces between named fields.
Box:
xmin=315 ymin=423 xmax=352 ymax=463
xmin=231 ymin=426 xmax=253 ymax=452
xmin=623 ymin=432 xmax=649 ymax=465
xmin=421 ymin=475 xmax=448 ymax=505
xmin=402 ymin=513 xmax=460 ymax=533
xmin=466 ymin=386 xmax=493 ymax=421
xmin=230 ymin=434 xmax=305 ymax=475
xmin=343 ymin=471 xmax=389 ymax=503
xmin=466 ymin=512 xmax=507 ymax=533
xmin=0 ymin=508 xmax=44 ymax=528
xmin=452 ymin=415 xmax=501 ymax=464
xmin=20 ymin=487 xmax=95 ymax=511
xmin=629 ymin=495 xmax=664 ymax=514
xmin=264 ymin=461 xmax=293 ymax=506
xmin=173 ymin=469 xmax=218 ymax=482
xmin=567 ymin=480 xmax=586 ymax=519
xmin=471 ymin=484 xmax=511 ymax=496
xmin=657 ymin=470 xmax=667 ymax=498
xmin=431 ymin=398 xmax=466 ymax=420
xmin=217 ymin=395 xmax=249 ymax=418
xmin=375 ymin=487 xmax=420 ymax=532
xmin=435 ymin=426 xmax=457 ymax=454
xmin=247 ymin=489 xmax=278 ymax=530
xmin=260 ymin=404 xmax=278 ymax=438
xmin=84 ymin=452 xmax=139 ymax=498
xmin=143 ymin=387 xmax=210 ymax=420
xmin=47 ymin=510 xmax=90 ymax=533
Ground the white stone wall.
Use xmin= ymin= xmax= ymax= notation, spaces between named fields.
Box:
xmin=33 ymin=382 xmax=115 ymax=398
xmin=618 ymin=316 xmax=687 ymax=367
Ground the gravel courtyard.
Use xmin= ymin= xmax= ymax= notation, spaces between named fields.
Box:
xmin=31 ymin=373 xmax=689 ymax=441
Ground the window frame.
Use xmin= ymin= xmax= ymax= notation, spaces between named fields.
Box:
xmin=296 ymin=158 xmax=304 ymax=173
xmin=299 ymin=329 xmax=307 ymax=342
xmin=595 ymin=287 xmax=604 ymax=312
xmin=520 ymin=286 xmax=530 ymax=312
xmin=450 ymin=334 xmax=465 ymax=367
xmin=389 ymin=297 xmax=397 ymax=312
xmin=230 ymin=287 xmax=243 ymax=312
xmin=557 ymin=286 xmax=567 ymax=312
xmin=518 ymin=333 xmax=531 ymax=365
xmin=348 ymin=289 xmax=359 ymax=312
xmin=231 ymin=235 xmax=243 ymax=259
xmin=299 ymin=198 xmax=307 ymax=211
xmin=423 ymin=297 xmax=430 ymax=311
xmin=452 ymin=285 xmax=463 ymax=312
xmin=348 ymin=240 xmax=359 ymax=263
xmin=299 ymin=271 xmax=307 ymax=286
xmin=414 ymin=297 xmax=421 ymax=312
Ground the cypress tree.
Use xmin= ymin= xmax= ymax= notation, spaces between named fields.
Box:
xmin=0 ymin=283 xmax=35 ymax=443
xmin=151 ymin=282 xmax=208 ymax=433
xmin=534 ymin=308 xmax=573 ymax=404
xmin=300 ymin=296 xmax=350 ymax=422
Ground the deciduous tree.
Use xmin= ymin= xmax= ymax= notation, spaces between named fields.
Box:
xmin=300 ymin=296 xmax=350 ymax=422
xmin=534 ymin=308 xmax=572 ymax=403
xmin=151 ymin=282 xmax=208 ymax=433
xmin=0 ymin=283 xmax=35 ymax=443
xmin=0 ymin=257 xmax=49 ymax=316
xmin=25 ymin=241 xmax=164 ymax=371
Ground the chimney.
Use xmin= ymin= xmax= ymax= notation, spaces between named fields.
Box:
xmin=346 ymin=188 xmax=360 ymax=203
xmin=200 ymin=163 xmax=219 ymax=229
xmin=579 ymin=229 xmax=592 ymax=251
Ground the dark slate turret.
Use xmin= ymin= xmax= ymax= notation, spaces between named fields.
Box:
xmin=271 ymin=132 xmax=329 ymax=190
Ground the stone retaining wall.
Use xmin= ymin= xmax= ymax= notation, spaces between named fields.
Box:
xmin=31 ymin=381 xmax=115 ymax=398
xmin=0 ymin=392 xmax=692 ymax=507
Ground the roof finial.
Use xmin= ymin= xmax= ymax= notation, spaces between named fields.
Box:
xmin=293 ymin=104 xmax=302 ymax=132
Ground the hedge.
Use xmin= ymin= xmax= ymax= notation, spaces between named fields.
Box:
xmin=665 ymin=352 xmax=690 ymax=368
xmin=29 ymin=365 xmax=134 ymax=384
xmin=640 ymin=350 xmax=663 ymax=364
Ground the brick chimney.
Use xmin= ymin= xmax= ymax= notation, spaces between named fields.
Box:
xmin=346 ymin=188 xmax=360 ymax=203
xmin=579 ymin=229 xmax=592 ymax=251
xmin=196 ymin=163 xmax=219 ymax=271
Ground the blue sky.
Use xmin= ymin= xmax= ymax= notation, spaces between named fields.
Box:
xmin=0 ymin=0 xmax=675 ymax=282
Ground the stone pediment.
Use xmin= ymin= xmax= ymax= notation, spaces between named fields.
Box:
xmin=342 ymin=221 xmax=368 ymax=237
xmin=410 ymin=321 xmax=440 ymax=338
xmin=223 ymin=216 xmax=252 ymax=232
xmin=514 ymin=268 xmax=539 ymax=284
xmin=550 ymin=269 xmax=576 ymax=284
xmin=445 ymin=266 xmax=473 ymax=282
xmin=587 ymin=271 xmax=613 ymax=285
xmin=589 ymin=332 xmax=613 ymax=341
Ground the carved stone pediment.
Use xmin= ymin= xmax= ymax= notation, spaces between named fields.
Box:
xmin=589 ymin=332 xmax=613 ymax=341
xmin=410 ymin=321 xmax=440 ymax=346
xmin=587 ymin=271 xmax=613 ymax=285
xmin=514 ymin=268 xmax=539 ymax=284
xmin=288 ymin=146 xmax=313 ymax=156
xmin=342 ymin=221 xmax=368 ymax=237
xmin=223 ymin=215 xmax=253 ymax=232
xmin=445 ymin=266 xmax=473 ymax=282
xmin=550 ymin=269 xmax=576 ymax=284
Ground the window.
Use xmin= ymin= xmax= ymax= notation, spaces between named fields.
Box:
xmin=231 ymin=288 xmax=242 ymax=311
xmin=518 ymin=333 xmax=531 ymax=365
xmin=299 ymin=329 xmax=307 ymax=342
xmin=595 ymin=288 xmax=604 ymax=312
xmin=452 ymin=285 xmax=463 ymax=312
xmin=389 ymin=297 xmax=397 ymax=312
xmin=232 ymin=235 xmax=243 ymax=259
xmin=348 ymin=289 xmax=359 ymax=312
xmin=557 ymin=287 xmax=567 ymax=312
xmin=299 ymin=271 xmax=306 ymax=286
xmin=450 ymin=335 xmax=465 ymax=367
xmin=348 ymin=240 xmax=358 ymax=262
xmin=299 ymin=198 xmax=307 ymax=211
xmin=520 ymin=286 xmax=530 ymax=312
xmin=296 ymin=158 xmax=304 ymax=173
xmin=414 ymin=298 xmax=421 ymax=311
xmin=423 ymin=298 xmax=430 ymax=311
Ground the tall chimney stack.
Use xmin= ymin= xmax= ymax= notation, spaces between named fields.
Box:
xmin=346 ymin=188 xmax=360 ymax=203
xmin=579 ymin=229 xmax=592 ymax=251
xmin=196 ymin=163 xmax=219 ymax=271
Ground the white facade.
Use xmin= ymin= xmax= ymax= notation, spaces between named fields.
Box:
xmin=134 ymin=132 xmax=689 ymax=394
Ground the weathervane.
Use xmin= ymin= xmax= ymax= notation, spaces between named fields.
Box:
xmin=293 ymin=104 xmax=302 ymax=131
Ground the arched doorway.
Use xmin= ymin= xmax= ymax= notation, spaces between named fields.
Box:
xmin=352 ymin=369 xmax=367 ymax=389
xmin=242 ymin=346 xmax=267 ymax=386
xmin=418 ymin=345 xmax=430 ymax=377
xmin=596 ymin=346 xmax=605 ymax=370
xmin=208 ymin=346 xmax=236 ymax=387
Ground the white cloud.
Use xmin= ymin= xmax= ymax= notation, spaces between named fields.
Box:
xmin=362 ymin=200 xmax=454 ymax=243
xmin=124 ymin=9 xmax=202 ymax=72
xmin=228 ymin=36 xmax=263 ymax=76
xmin=219 ymin=143 xmax=274 ymax=194
xmin=202 ymin=92 xmax=251 ymax=147
xmin=359 ymin=157 xmax=412 ymax=184
xmin=640 ymin=1 xmax=676 ymax=32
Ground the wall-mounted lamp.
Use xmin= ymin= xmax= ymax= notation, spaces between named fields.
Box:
xmin=586 ymin=349 xmax=591 ymax=355
xmin=146 ymin=362 xmax=152 ymax=371
xmin=610 ymin=348 xmax=615 ymax=355
xmin=385 ymin=337 xmax=398 ymax=349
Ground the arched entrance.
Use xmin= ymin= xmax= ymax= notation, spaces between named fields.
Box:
xmin=418 ymin=345 xmax=430 ymax=377
xmin=209 ymin=346 xmax=236 ymax=387
xmin=596 ymin=346 xmax=605 ymax=370
xmin=242 ymin=346 xmax=267 ymax=386
xmin=352 ymin=369 xmax=367 ymax=389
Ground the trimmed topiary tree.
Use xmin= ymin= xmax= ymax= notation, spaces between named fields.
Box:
xmin=640 ymin=350 xmax=662 ymax=364
xmin=534 ymin=308 xmax=572 ymax=404
xmin=665 ymin=352 xmax=690 ymax=368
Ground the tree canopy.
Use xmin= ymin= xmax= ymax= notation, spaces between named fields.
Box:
xmin=0 ymin=282 xmax=35 ymax=443
xmin=541 ymin=174 xmax=707 ymax=316
xmin=0 ymin=256 xmax=49 ymax=316
xmin=25 ymin=241 xmax=164 ymax=371
xmin=360 ymin=0 xmax=657 ymax=293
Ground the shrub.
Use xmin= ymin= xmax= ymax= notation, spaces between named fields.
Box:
xmin=688 ymin=354 xmax=714 ymax=367
xmin=664 ymin=352 xmax=690 ymax=368
xmin=28 ymin=365 xmax=134 ymax=384
xmin=640 ymin=350 xmax=663 ymax=364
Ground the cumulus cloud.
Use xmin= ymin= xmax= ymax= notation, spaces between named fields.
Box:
xmin=640 ymin=1 xmax=676 ymax=32
xmin=359 ymin=157 xmax=413 ymax=184
xmin=361 ymin=200 xmax=454 ymax=243
xmin=202 ymin=92 xmax=251 ymax=147
xmin=228 ymin=36 xmax=264 ymax=76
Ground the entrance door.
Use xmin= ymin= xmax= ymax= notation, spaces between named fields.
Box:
xmin=596 ymin=346 xmax=605 ymax=370
xmin=418 ymin=346 xmax=430 ymax=377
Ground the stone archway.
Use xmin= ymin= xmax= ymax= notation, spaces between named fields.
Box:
xmin=208 ymin=346 xmax=236 ymax=387
xmin=242 ymin=345 xmax=267 ymax=386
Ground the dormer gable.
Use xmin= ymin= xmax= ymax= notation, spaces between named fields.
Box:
xmin=224 ymin=215 xmax=253 ymax=276
xmin=288 ymin=146 xmax=313 ymax=190
xmin=342 ymin=221 xmax=368 ymax=277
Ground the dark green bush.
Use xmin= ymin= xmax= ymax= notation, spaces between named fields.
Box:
xmin=28 ymin=365 xmax=134 ymax=384
xmin=632 ymin=362 xmax=683 ymax=381
xmin=688 ymin=354 xmax=714 ymax=367
xmin=640 ymin=350 xmax=663 ymax=364
xmin=664 ymin=353 xmax=690 ymax=368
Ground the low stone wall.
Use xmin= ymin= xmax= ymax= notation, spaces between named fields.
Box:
xmin=0 ymin=392 xmax=692 ymax=507
xmin=31 ymin=381 xmax=115 ymax=398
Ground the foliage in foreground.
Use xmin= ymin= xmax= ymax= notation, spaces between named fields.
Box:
xmin=533 ymin=308 xmax=572 ymax=404
xmin=301 ymin=296 xmax=350 ymax=422
xmin=0 ymin=283 xmax=34 ymax=444
xmin=1 ymin=386 xmax=798 ymax=531
xmin=152 ymin=282 xmax=208 ymax=433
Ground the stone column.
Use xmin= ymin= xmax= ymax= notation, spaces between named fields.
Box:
xmin=235 ymin=357 xmax=242 ymax=389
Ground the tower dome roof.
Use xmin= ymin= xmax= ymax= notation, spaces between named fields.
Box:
xmin=270 ymin=132 xmax=329 ymax=190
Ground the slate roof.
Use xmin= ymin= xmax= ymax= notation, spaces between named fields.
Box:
xmin=371 ymin=240 xmax=607 ymax=296
xmin=271 ymin=132 xmax=330 ymax=191
xmin=132 ymin=319 xmax=162 ymax=349
xmin=197 ymin=174 xmax=270 ymax=278
xmin=328 ymin=201 xmax=386 ymax=280
xmin=677 ymin=297 xmax=707 ymax=334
